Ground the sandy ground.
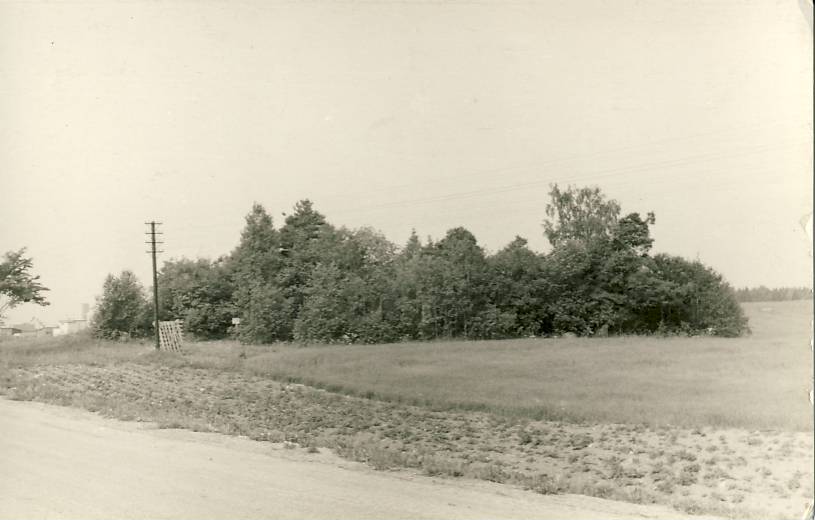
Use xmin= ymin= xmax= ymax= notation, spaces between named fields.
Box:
xmin=0 ymin=398 xmax=720 ymax=520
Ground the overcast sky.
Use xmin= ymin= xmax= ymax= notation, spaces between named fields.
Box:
xmin=1 ymin=0 xmax=812 ymax=326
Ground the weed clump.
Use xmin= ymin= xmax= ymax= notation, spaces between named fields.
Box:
xmin=678 ymin=463 xmax=701 ymax=486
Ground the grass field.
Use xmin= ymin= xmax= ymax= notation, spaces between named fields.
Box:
xmin=224 ymin=300 xmax=813 ymax=431
xmin=129 ymin=299 xmax=812 ymax=430
xmin=0 ymin=300 xmax=812 ymax=518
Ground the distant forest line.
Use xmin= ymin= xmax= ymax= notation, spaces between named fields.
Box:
xmin=734 ymin=286 xmax=812 ymax=303
xmin=92 ymin=185 xmax=750 ymax=342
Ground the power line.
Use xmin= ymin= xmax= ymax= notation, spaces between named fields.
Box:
xmin=325 ymin=138 xmax=806 ymax=218
xmin=321 ymin=117 xmax=805 ymax=204
xmin=145 ymin=221 xmax=163 ymax=351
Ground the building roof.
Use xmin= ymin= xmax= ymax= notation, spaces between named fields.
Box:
xmin=10 ymin=323 xmax=37 ymax=332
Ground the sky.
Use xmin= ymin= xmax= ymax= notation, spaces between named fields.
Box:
xmin=1 ymin=0 xmax=812 ymax=326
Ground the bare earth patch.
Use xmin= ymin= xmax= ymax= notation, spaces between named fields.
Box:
xmin=2 ymin=363 xmax=811 ymax=519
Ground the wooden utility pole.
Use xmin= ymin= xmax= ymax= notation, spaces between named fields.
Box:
xmin=145 ymin=222 xmax=163 ymax=350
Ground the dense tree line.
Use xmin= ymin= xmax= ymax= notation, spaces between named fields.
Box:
xmin=734 ymin=286 xmax=812 ymax=303
xmin=92 ymin=185 xmax=750 ymax=341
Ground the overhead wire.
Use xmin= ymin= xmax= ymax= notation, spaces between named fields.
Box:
xmin=326 ymin=137 xmax=806 ymax=217
xmin=320 ymin=116 xmax=802 ymax=203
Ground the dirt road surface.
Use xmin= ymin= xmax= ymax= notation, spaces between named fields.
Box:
xmin=0 ymin=398 xmax=716 ymax=519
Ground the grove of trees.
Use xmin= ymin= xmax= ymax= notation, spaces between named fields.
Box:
xmin=92 ymin=185 xmax=750 ymax=341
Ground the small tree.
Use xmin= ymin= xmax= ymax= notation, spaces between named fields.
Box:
xmin=91 ymin=270 xmax=150 ymax=339
xmin=543 ymin=184 xmax=621 ymax=247
xmin=416 ymin=227 xmax=492 ymax=338
xmin=0 ymin=248 xmax=49 ymax=323
xmin=488 ymin=236 xmax=546 ymax=337
xmin=239 ymin=282 xmax=294 ymax=343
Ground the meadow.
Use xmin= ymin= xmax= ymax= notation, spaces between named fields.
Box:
xmin=0 ymin=300 xmax=812 ymax=518
xmin=219 ymin=300 xmax=813 ymax=430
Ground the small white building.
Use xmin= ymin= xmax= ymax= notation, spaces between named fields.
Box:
xmin=52 ymin=304 xmax=91 ymax=337
xmin=54 ymin=319 xmax=88 ymax=336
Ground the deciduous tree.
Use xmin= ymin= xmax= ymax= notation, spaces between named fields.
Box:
xmin=0 ymin=248 xmax=49 ymax=323
xmin=543 ymin=184 xmax=621 ymax=247
xmin=158 ymin=257 xmax=235 ymax=339
xmin=91 ymin=270 xmax=150 ymax=339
